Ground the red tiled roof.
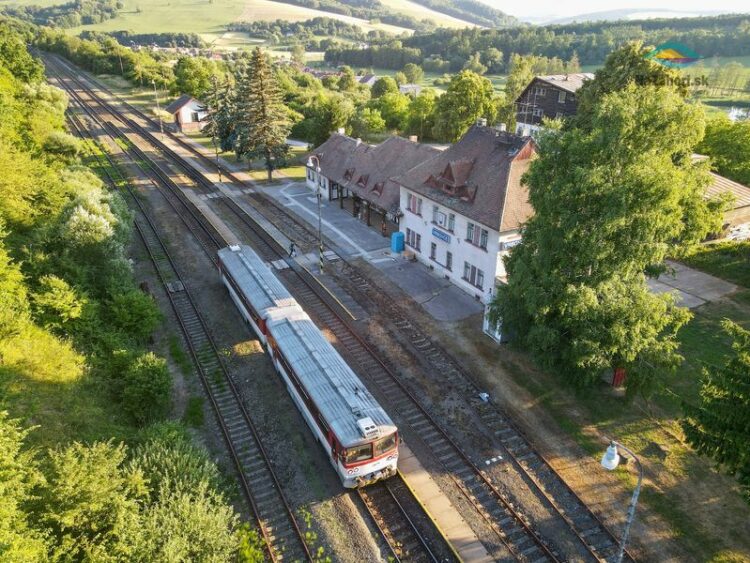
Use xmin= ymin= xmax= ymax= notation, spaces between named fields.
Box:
xmin=313 ymin=134 xmax=439 ymax=214
xmin=393 ymin=125 xmax=536 ymax=232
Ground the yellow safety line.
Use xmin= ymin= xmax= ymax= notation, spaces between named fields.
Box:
xmin=396 ymin=469 xmax=464 ymax=563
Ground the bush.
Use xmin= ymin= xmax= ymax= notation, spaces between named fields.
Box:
xmin=108 ymin=289 xmax=161 ymax=343
xmin=122 ymin=352 xmax=171 ymax=424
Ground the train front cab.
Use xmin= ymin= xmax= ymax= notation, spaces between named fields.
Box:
xmin=336 ymin=430 xmax=399 ymax=488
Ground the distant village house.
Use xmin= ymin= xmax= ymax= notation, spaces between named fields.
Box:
xmin=514 ymin=73 xmax=594 ymax=136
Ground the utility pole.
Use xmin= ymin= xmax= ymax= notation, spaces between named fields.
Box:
xmin=152 ymin=79 xmax=164 ymax=139
xmin=306 ymin=155 xmax=324 ymax=273
xmin=210 ymin=75 xmax=222 ymax=183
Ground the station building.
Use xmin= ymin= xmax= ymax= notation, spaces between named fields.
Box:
xmin=164 ymin=94 xmax=208 ymax=132
xmin=306 ymin=131 xmax=439 ymax=236
xmin=394 ymin=124 xmax=536 ymax=305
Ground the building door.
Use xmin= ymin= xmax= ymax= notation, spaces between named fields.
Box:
xmin=446 ymin=251 xmax=452 ymax=271
xmin=430 ymin=243 xmax=436 ymax=260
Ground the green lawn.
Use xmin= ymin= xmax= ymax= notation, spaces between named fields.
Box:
xmin=462 ymin=239 xmax=750 ymax=561
xmin=682 ymin=241 xmax=750 ymax=287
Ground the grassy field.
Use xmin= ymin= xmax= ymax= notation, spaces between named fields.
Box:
xmin=488 ymin=239 xmax=750 ymax=560
xmin=63 ymin=0 xmax=444 ymax=41
xmin=377 ymin=0 xmax=476 ymax=28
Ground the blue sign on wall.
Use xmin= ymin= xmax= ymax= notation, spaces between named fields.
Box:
xmin=432 ymin=227 xmax=451 ymax=243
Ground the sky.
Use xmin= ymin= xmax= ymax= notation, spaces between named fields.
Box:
xmin=481 ymin=0 xmax=750 ymax=19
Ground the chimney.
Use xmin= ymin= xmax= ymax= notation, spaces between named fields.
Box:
xmin=496 ymin=123 xmax=507 ymax=132
xmin=337 ymin=127 xmax=345 ymax=135
xmin=408 ymin=135 xmax=418 ymax=142
xmin=476 ymin=117 xmax=487 ymax=127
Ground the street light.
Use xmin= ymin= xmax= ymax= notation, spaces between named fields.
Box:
xmin=601 ymin=440 xmax=643 ymax=563
xmin=306 ymin=155 xmax=324 ymax=273
xmin=210 ymin=75 xmax=222 ymax=183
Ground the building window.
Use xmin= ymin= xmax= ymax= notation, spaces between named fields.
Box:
xmin=406 ymin=228 xmax=421 ymax=252
xmin=430 ymin=242 xmax=436 ymax=260
xmin=555 ymin=112 xmax=564 ymax=119
xmin=407 ymin=193 xmax=422 ymax=215
xmin=532 ymin=108 xmax=543 ymax=117
xmin=534 ymin=87 xmax=546 ymax=96
xmin=432 ymin=205 xmax=439 ymax=223
xmin=463 ymin=262 xmax=484 ymax=289
xmin=447 ymin=213 xmax=455 ymax=232
xmin=558 ymin=90 xmax=566 ymax=103
xmin=466 ymin=222 xmax=488 ymax=250
xmin=446 ymin=251 xmax=452 ymax=271
xmin=191 ymin=111 xmax=199 ymax=122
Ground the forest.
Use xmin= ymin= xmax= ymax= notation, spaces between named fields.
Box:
xmin=1 ymin=0 xmax=121 ymax=29
xmin=0 ymin=19 xmax=260 ymax=560
xmin=326 ymin=13 xmax=750 ymax=70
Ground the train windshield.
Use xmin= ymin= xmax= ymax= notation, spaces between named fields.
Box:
xmin=373 ymin=433 xmax=397 ymax=457
xmin=344 ymin=443 xmax=372 ymax=464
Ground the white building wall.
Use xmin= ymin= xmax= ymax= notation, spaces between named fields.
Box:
xmin=305 ymin=167 xmax=330 ymax=199
xmin=177 ymin=100 xmax=208 ymax=124
xmin=399 ymin=189 xmax=520 ymax=305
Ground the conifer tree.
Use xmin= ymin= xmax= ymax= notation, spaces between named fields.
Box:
xmin=234 ymin=48 xmax=290 ymax=181
xmin=682 ymin=320 xmax=750 ymax=502
xmin=204 ymin=75 xmax=235 ymax=153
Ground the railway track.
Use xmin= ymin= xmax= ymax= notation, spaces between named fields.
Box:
xmin=358 ymin=473 xmax=457 ymax=563
xmin=49 ymin=56 xmax=459 ymax=563
xmin=57 ymin=71 xmax=560 ymax=562
xmin=48 ymin=53 xmax=634 ymax=562
xmin=54 ymin=66 xmax=313 ymax=563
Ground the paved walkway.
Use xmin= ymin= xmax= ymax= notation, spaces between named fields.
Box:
xmin=398 ymin=442 xmax=494 ymax=563
xmin=648 ymin=260 xmax=737 ymax=308
xmin=257 ymin=181 xmax=484 ymax=322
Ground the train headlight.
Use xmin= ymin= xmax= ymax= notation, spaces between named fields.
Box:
xmin=346 ymin=467 xmax=360 ymax=475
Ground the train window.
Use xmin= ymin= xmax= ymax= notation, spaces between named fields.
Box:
xmin=344 ymin=443 xmax=372 ymax=464
xmin=373 ymin=433 xmax=397 ymax=457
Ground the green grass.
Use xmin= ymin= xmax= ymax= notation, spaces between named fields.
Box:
xmin=69 ymin=0 xmax=246 ymax=38
xmin=466 ymin=247 xmax=750 ymax=560
xmin=168 ymin=334 xmax=192 ymax=376
xmin=182 ymin=396 xmax=205 ymax=428
xmin=682 ymin=241 xmax=750 ymax=288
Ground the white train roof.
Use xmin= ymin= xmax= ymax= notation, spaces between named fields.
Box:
xmin=266 ymin=308 xmax=396 ymax=447
xmin=218 ymin=245 xmax=297 ymax=316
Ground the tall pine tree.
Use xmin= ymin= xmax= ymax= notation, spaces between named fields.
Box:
xmin=682 ymin=320 xmax=750 ymax=502
xmin=234 ymin=48 xmax=290 ymax=181
xmin=204 ymin=75 xmax=235 ymax=153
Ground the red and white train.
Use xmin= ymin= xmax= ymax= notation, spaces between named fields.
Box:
xmin=218 ymin=245 xmax=399 ymax=488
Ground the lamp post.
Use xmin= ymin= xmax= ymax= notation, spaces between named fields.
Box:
xmin=210 ymin=75 xmax=222 ymax=183
xmin=306 ymin=155 xmax=324 ymax=273
xmin=601 ymin=440 xmax=643 ymax=563
xmin=152 ymin=79 xmax=164 ymax=139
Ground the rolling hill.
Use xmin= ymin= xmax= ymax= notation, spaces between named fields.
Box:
xmin=10 ymin=0 xmax=519 ymax=43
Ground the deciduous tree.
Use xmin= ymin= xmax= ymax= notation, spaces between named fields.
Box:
xmin=490 ymin=83 xmax=724 ymax=396
xmin=432 ymin=70 xmax=495 ymax=141
xmin=682 ymin=320 xmax=750 ymax=502
xmin=371 ymin=75 xmax=398 ymax=98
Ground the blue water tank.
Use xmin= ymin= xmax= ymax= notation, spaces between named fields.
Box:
xmin=391 ymin=231 xmax=405 ymax=253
